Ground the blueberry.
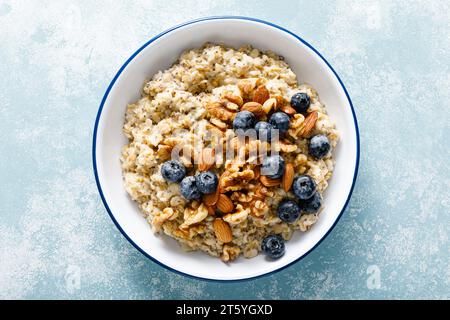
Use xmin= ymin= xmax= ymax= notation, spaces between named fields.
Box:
xmin=269 ymin=112 xmax=290 ymax=134
xmin=255 ymin=121 xmax=274 ymax=141
xmin=195 ymin=171 xmax=218 ymax=194
xmin=161 ymin=160 xmax=186 ymax=183
xmin=299 ymin=192 xmax=322 ymax=213
xmin=290 ymin=92 xmax=310 ymax=113
xmin=261 ymin=235 xmax=285 ymax=259
xmin=233 ymin=111 xmax=255 ymax=131
xmin=277 ymin=199 xmax=301 ymax=223
xmin=261 ymin=155 xmax=285 ymax=179
xmin=292 ymin=175 xmax=316 ymax=200
xmin=179 ymin=176 xmax=201 ymax=200
xmin=309 ymin=134 xmax=331 ymax=159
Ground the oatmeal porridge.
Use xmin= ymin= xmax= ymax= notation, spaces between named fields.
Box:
xmin=120 ymin=43 xmax=339 ymax=261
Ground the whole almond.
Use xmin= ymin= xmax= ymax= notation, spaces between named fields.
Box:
xmin=203 ymin=187 xmax=219 ymax=206
xmin=262 ymin=98 xmax=277 ymax=114
xmin=218 ymin=171 xmax=231 ymax=193
xmin=253 ymin=85 xmax=270 ymax=104
xmin=280 ymin=104 xmax=297 ymax=115
xmin=260 ymin=176 xmax=281 ymax=187
xmin=241 ymin=102 xmax=265 ymax=117
xmin=213 ymin=218 xmax=233 ymax=243
xmin=217 ymin=194 xmax=234 ymax=213
xmin=223 ymin=93 xmax=243 ymax=107
xmin=199 ymin=148 xmax=215 ymax=171
xmin=300 ymin=111 xmax=318 ymax=137
xmin=282 ymin=163 xmax=295 ymax=192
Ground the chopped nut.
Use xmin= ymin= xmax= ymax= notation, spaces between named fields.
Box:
xmin=181 ymin=203 xmax=208 ymax=227
xmin=272 ymin=95 xmax=285 ymax=109
xmin=230 ymin=191 xmax=253 ymax=203
xmin=280 ymin=104 xmax=297 ymax=115
xmin=206 ymin=102 xmax=235 ymax=121
xmin=252 ymin=200 xmax=269 ymax=217
xmin=223 ymin=101 xmax=239 ymax=111
xmin=223 ymin=204 xmax=249 ymax=225
xmin=157 ymin=144 xmax=172 ymax=160
xmin=287 ymin=113 xmax=305 ymax=138
xmin=223 ymin=93 xmax=243 ymax=107
xmin=152 ymin=208 xmax=178 ymax=229
xmin=210 ymin=118 xmax=228 ymax=129
xmin=221 ymin=245 xmax=240 ymax=262
xmin=237 ymin=78 xmax=258 ymax=99
xmin=262 ymin=98 xmax=277 ymax=114
xmin=199 ymin=147 xmax=215 ymax=171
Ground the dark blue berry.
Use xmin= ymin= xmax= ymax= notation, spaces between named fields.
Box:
xmin=255 ymin=121 xmax=274 ymax=141
xmin=290 ymin=92 xmax=310 ymax=113
xmin=261 ymin=235 xmax=285 ymax=259
xmin=179 ymin=176 xmax=201 ymax=200
xmin=261 ymin=155 xmax=285 ymax=179
xmin=277 ymin=199 xmax=301 ymax=223
xmin=309 ymin=134 xmax=331 ymax=159
xmin=292 ymin=175 xmax=316 ymax=200
xmin=299 ymin=192 xmax=322 ymax=213
xmin=269 ymin=112 xmax=290 ymax=134
xmin=195 ymin=171 xmax=218 ymax=194
xmin=161 ymin=160 xmax=186 ymax=183
xmin=233 ymin=111 xmax=255 ymax=130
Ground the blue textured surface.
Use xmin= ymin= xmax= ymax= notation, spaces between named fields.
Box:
xmin=0 ymin=0 xmax=449 ymax=299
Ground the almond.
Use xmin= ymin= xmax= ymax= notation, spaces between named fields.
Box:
xmin=253 ymin=166 xmax=261 ymax=180
xmin=213 ymin=218 xmax=233 ymax=243
xmin=206 ymin=205 xmax=216 ymax=216
xmin=282 ymin=163 xmax=294 ymax=192
xmin=223 ymin=93 xmax=243 ymax=107
xmin=272 ymin=95 xmax=285 ymax=109
xmin=260 ymin=176 xmax=281 ymax=187
xmin=199 ymin=148 xmax=215 ymax=171
xmin=299 ymin=111 xmax=318 ymax=137
xmin=217 ymin=194 xmax=234 ymax=213
xmin=203 ymin=187 xmax=219 ymax=206
xmin=253 ymin=85 xmax=270 ymax=104
xmin=280 ymin=104 xmax=297 ymax=115
xmin=262 ymin=98 xmax=277 ymax=114
xmin=241 ymin=102 xmax=265 ymax=117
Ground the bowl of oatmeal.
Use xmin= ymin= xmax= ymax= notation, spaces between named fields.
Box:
xmin=93 ymin=17 xmax=359 ymax=281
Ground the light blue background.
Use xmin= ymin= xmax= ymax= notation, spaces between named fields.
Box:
xmin=0 ymin=0 xmax=449 ymax=299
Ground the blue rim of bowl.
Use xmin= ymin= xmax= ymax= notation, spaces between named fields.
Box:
xmin=92 ymin=16 xmax=360 ymax=282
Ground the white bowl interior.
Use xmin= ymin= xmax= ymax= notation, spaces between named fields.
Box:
xmin=95 ymin=18 xmax=358 ymax=280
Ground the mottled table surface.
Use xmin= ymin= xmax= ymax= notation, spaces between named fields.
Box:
xmin=1 ymin=0 xmax=448 ymax=299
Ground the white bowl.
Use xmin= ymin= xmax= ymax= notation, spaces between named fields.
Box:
xmin=93 ymin=17 xmax=359 ymax=281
